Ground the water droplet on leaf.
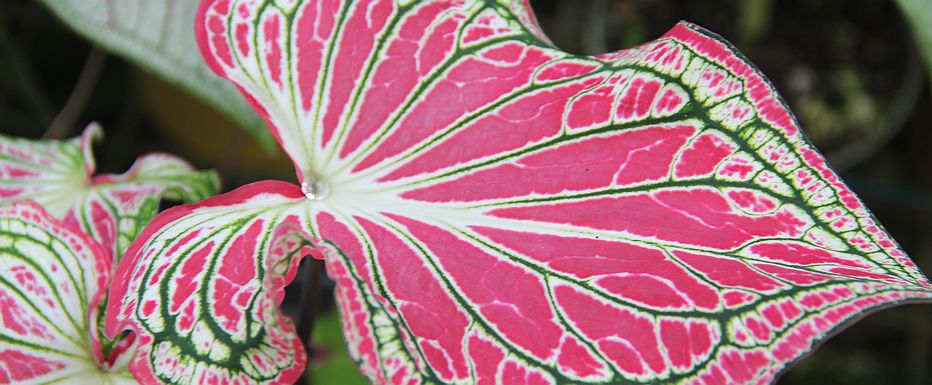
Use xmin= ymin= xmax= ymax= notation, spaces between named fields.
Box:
xmin=301 ymin=173 xmax=329 ymax=200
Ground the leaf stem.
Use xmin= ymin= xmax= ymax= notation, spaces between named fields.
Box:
xmin=45 ymin=47 xmax=106 ymax=139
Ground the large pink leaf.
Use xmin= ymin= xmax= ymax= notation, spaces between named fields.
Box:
xmin=0 ymin=201 xmax=135 ymax=384
xmin=125 ymin=0 xmax=932 ymax=384
xmin=0 ymin=123 xmax=219 ymax=261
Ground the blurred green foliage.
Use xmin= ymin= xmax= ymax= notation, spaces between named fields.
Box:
xmin=897 ymin=0 xmax=932 ymax=87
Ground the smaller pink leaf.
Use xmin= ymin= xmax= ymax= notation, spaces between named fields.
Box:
xmin=106 ymin=181 xmax=320 ymax=385
xmin=0 ymin=123 xmax=219 ymax=261
xmin=0 ymin=201 xmax=134 ymax=383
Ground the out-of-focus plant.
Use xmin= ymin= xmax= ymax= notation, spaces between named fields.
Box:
xmin=897 ymin=0 xmax=932 ymax=86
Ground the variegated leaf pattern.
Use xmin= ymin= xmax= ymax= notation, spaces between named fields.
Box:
xmin=0 ymin=201 xmax=135 ymax=384
xmin=134 ymin=0 xmax=932 ymax=384
xmin=105 ymin=181 xmax=317 ymax=385
xmin=0 ymin=123 xmax=219 ymax=261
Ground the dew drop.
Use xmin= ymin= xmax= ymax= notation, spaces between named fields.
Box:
xmin=301 ymin=174 xmax=329 ymax=200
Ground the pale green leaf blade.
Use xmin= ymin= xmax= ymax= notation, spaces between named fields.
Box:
xmin=35 ymin=0 xmax=277 ymax=152
xmin=898 ymin=0 xmax=932 ymax=85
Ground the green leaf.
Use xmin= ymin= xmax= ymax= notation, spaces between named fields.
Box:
xmin=898 ymin=0 xmax=932 ymax=85
xmin=34 ymin=0 xmax=278 ymax=153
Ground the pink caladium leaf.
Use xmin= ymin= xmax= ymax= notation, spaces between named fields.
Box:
xmin=0 ymin=201 xmax=136 ymax=384
xmin=0 ymin=123 xmax=220 ymax=261
xmin=105 ymin=0 xmax=932 ymax=384
xmin=105 ymin=181 xmax=316 ymax=384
